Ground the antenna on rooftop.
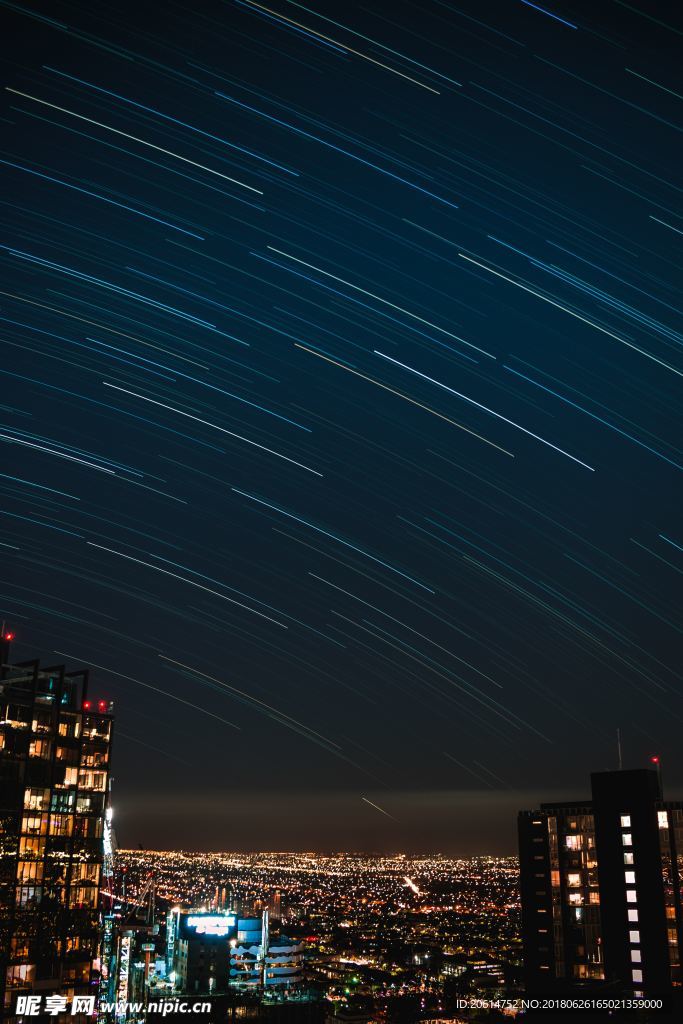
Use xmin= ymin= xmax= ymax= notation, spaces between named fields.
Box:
xmin=650 ymin=755 xmax=663 ymax=796
xmin=617 ymin=728 xmax=623 ymax=771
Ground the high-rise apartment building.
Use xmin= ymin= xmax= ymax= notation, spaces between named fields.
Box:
xmin=0 ymin=633 xmax=114 ymax=1017
xmin=519 ymin=768 xmax=683 ymax=1000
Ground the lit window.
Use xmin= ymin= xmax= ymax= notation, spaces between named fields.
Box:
xmin=631 ymin=950 xmax=641 ymax=963
xmin=567 ymin=873 xmax=581 ymax=887
xmin=629 ymin=931 xmax=640 ymax=944
xmin=628 ymin=910 xmax=638 ymax=922
xmin=23 ymin=789 xmax=49 ymax=811
xmin=17 ymin=862 xmax=44 ymax=884
xmin=21 ymin=814 xmax=47 ymax=836
xmin=620 ymin=815 xmax=631 ymax=828
xmin=626 ymin=890 xmax=637 ymax=904
xmin=29 ymin=739 xmax=51 ymax=760
xmin=632 ymin=969 xmax=643 ymax=983
xmin=625 ymin=871 xmax=636 ymax=884
xmin=658 ymin=811 xmax=668 ymax=829
xmin=622 ymin=834 xmax=632 ymax=846
xmin=624 ymin=852 xmax=634 ymax=865
xmin=19 ymin=837 xmax=45 ymax=858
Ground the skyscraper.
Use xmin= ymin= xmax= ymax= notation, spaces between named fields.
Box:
xmin=0 ymin=633 xmax=114 ymax=1018
xmin=518 ymin=767 xmax=682 ymax=1001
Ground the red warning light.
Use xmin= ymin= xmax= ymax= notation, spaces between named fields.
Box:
xmin=98 ymin=701 xmax=107 ymax=711
xmin=651 ymin=756 xmax=660 ymax=765
xmin=82 ymin=701 xmax=91 ymax=711
xmin=3 ymin=631 xmax=15 ymax=641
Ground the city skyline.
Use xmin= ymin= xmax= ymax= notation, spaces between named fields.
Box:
xmin=2 ymin=0 xmax=681 ymax=854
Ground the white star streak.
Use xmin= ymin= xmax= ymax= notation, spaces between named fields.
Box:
xmin=362 ymin=797 xmax=398 ymax=821
xmin=267 ymin=246 xmax=495 ymax=358
xmin=102 ymin=382 xmax=322 ymax=476
xmin=241 ymin=1 xmax=441 ymax=94
xmin=54 ymin=652 xmax=241 ymax=730
xmin=374 ymin=351 xmax=595 ymax=471
xmin=295 ymin=345 xmax=513 ymax=457
xmin=159 ymin=655 xmax=344 ymax=752
xmin=0 ymin=431 xmax=116 ymax=473
xmin=86 ymin=541 xmax=289 ymax=628
xmin=232 ymin=487 xmax=435 ymax=591
xmin=6 ymin=88 xmax=264 ymax=194
xmin=458 ymin=252 xmax=683 ymax=379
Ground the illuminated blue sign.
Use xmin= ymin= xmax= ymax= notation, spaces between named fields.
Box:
xmin=186 ymin=914 xmax=236 ymax=935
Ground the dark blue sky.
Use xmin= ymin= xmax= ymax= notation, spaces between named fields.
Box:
xmin=1 ymin=0 xmax=681 ymax=852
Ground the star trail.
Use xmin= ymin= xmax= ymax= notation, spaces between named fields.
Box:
xmin=1 ymin=0 xmax=681 ymax=852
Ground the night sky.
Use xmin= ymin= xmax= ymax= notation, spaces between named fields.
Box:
xmin=1 ymin=0 xmax=681 ymax=854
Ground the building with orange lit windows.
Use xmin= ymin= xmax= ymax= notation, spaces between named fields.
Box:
xmin=519 ymin=768 xmax=683 ymax=1007
xmin=0 ymin=633 xmax=113 ymax=1018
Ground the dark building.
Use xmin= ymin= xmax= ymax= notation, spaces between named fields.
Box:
xmin=0 ymin=633 xmax=113 ymax=1017
xmin=167 ymin=909 xmax=305 ymax=995
xmin=519 ymin=767 xmax=683 ymax=1000
xmin=168 ymin=909 xmax=238 ymax=994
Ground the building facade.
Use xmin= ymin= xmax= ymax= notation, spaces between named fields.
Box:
xmin=0 ymin=634 xmax=113 ymax=1017
xmin=168 ymin=910 xmax=238 ymax=993
xmin=166 ymin=909 xmax=305 ymax=995
xmin=519 ymin=768 xmax=683 ymax=999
